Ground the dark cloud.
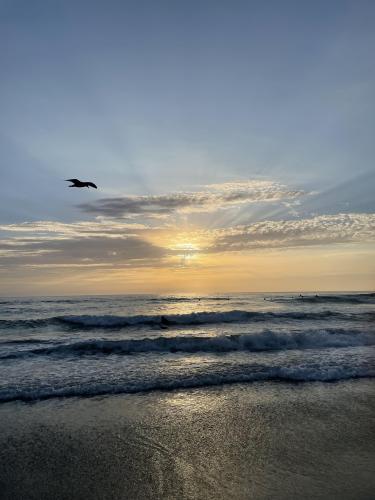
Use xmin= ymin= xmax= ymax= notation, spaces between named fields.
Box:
xmin=79 ymin=194 xmax=191 ymax=218
xmin=78 ymin=181 xmax=306 ymax=218
xmin=0 ymin=236 xmax=166 ymax=268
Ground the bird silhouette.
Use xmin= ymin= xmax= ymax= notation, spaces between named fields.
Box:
xmin=65 ymin=179 xmax=97 ymax=189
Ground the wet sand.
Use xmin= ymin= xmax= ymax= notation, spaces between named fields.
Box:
xmin=0 ymin=380 xmax=374 ymax=499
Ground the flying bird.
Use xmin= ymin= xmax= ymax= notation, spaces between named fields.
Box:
xmin=65 ymin=179 xmax=97 ymax=189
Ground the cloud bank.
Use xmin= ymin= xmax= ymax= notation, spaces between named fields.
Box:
xmin=0 ymin=213 xmax=374 ymax=271
xmin=0 ymin=180 xmax=373 ymax=279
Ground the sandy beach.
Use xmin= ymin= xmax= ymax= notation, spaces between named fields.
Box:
xmin=0 ymin=379 xmax=374 ymax=500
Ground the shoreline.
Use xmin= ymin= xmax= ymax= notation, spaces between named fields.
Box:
xmin=1 ymin=374 xmax=374 ymax=405
xmin=1 ymin=379 xmax=374 ymax=499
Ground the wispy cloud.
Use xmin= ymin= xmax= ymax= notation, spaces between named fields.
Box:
xmin=78 ymin=180 xmax=307 ymax=218
xmin=0 ymin=240 xmax=167 ymax=279
xmin=0 ymin=218 xmax=166 ymax=267
xmin=0 ymin=220 xmax=149 ymax=238
xmin=206 ymin=213 xmax=375 ymax=253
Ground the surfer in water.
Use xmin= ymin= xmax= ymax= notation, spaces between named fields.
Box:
xmin=160 ymin=315 xmax=171 ymax=329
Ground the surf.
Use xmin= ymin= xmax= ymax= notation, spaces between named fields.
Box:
xmin=1 ymin=328 xmax=374 ymax=360
xmin=1 ymin=309 xmax=373 ymax=331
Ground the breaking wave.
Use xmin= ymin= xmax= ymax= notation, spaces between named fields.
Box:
xmin=1 ymin=309 xmax=373 ymax=330
xmin=267 ymin=293 xmax=375 ymax=304
xmin=1 ymin=328 xmax=374 ymax=360
xmin=0 ymin=360 xmax=373 ymax=403
xmin=58 ymin=310 xmax=348 ymax=327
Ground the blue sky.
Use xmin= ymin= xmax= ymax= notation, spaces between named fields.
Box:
xmin=0 ymin=0 xmax=374 ymax=293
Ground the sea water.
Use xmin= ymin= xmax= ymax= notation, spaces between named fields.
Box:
xmin=0 ymin=292 xmax=374 ymax=402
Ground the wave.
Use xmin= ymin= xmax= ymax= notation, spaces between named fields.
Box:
xmin=0 ymin=296 xmax=231 ymax=306
xmin=0 ymin=361 xmax=373 ymax=403
xmin=1 ymin=328 xmax=374 ymax=360
xmin=0 ymin=298 xmax=85 ymax=306
xmin=1 ymin=309 xmax=373 ymax=331
xmin=267 ymin=293 xmax=375 ymax=304
xmin=0 ymin=338 xmax=52 ymax=345
xmin=58 ymin=310 xmax=345 ymax=327
xmin=0 ymin=318 xmax=53 ymax=329
xmin=147 ymin=296 xmax=231 ymax=302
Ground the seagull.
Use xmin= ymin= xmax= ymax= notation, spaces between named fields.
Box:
xmin=65 ymin=179 xmax=97 ymax=189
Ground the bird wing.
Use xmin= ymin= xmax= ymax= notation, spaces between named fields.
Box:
xmin=65 ymin=179 xmax=79 ymax=183
xmin=87 ymin=182 xmax=97 ymax=189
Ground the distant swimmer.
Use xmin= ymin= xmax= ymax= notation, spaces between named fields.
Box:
xmin=160 ymin=315 xmax=171 ymax=329
xmin=65 ymin=179 xmax=97 ymax=189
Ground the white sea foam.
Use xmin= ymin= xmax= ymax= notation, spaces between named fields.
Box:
xmin=1 ymin=328 xmax=374 ymax=360
xmin=56 ymin=309 xmax=372 ymax=326
xmin=1 ymin=308 xmax=373 ymax=330
xmin=0 ymin=356 xmax=373 ymax=403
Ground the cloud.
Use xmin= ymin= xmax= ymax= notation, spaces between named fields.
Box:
xmin=0 ymin=217 xmax=169 ymax=270
xmin=0 ymin=220 xmax=149 ymax=238
xmin=206 ymin=213 xmax=375 ymax=253
xmin=1 ymin=213 xmax=374 ymax=272
xmin=1 ymin=167 xmax=373 ymax=278
xmin=78 ymin=180 xmax=307 ymax=218
xmin=0 ymin=233 xmax=166 ymax=268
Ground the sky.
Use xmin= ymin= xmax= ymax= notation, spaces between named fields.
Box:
xmin=0 ymin=0 xmax=374 ymax=295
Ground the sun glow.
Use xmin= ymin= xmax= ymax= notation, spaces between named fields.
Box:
xmin=172 ymin=242 xmax=200 ymax=253
xmin=170 ymin=241 xmax=200 ymax=267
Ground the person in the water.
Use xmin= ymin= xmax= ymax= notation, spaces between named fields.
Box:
xmin=160 ymin=315 xmax=171 ymax=329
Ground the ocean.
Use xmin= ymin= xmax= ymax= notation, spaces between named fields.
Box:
xmin=1 ymin=292 xmax=374 ymax=402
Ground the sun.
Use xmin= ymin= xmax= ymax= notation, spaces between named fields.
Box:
xmin=170 ymin=242 xmax=200 ymax=267
xmin=173 ymin=242 xmax=200 ymax=253
xmin=147 ymin=230 xmax=210 ymax=268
